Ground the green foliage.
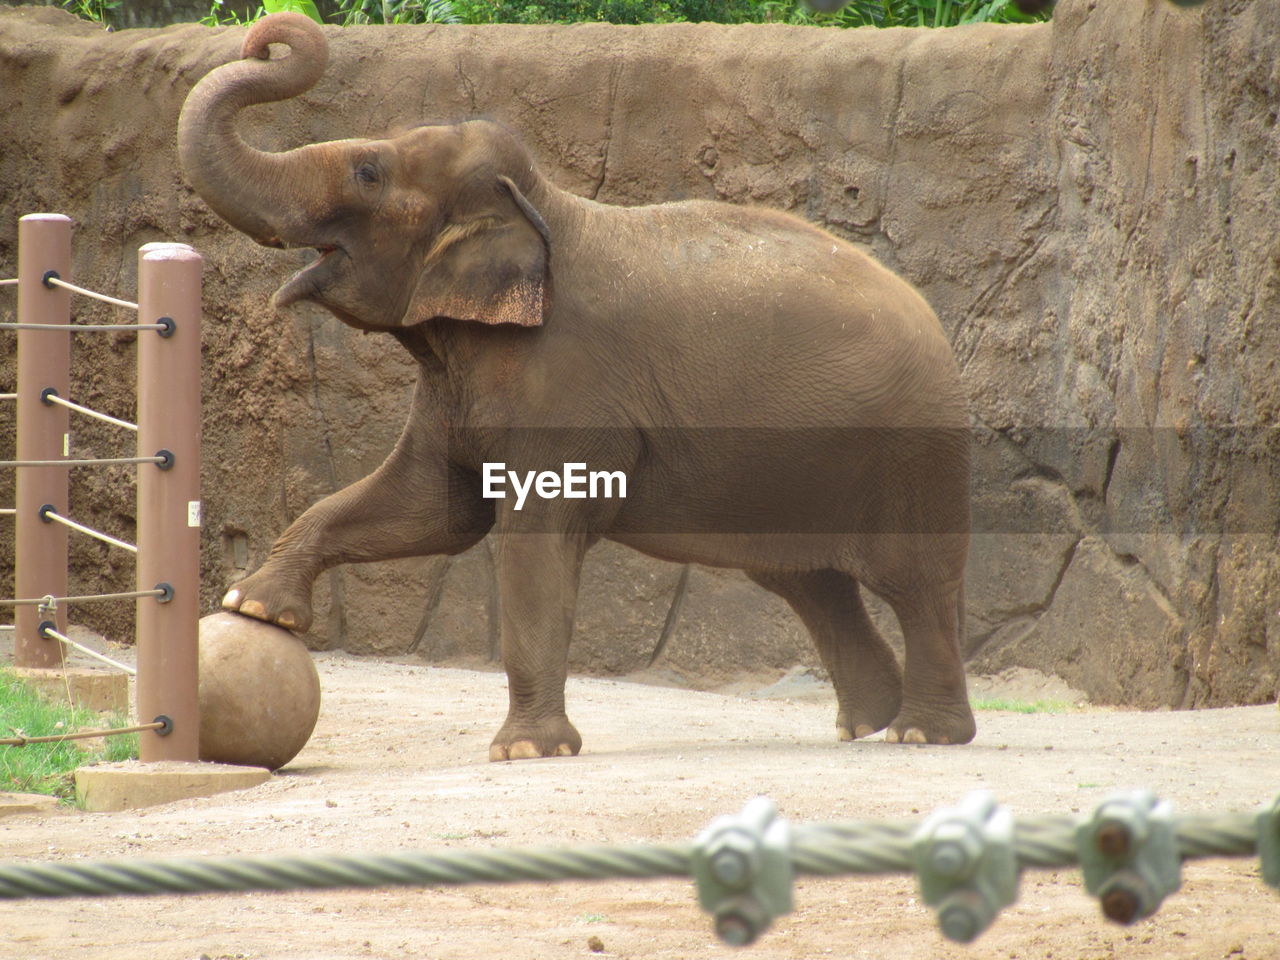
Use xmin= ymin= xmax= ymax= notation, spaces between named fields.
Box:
xmin=800 ymin=0 xmax=1048 ymax=26
xmin=0 ymin=669 xmax=138 ymax=801
xmin=202 ymin=0 xmax=1048 ymax=26
xmin=443 ymin=0 xmax=1047 ymax=24
xmin=201 ymin=0 xmax=266 ymax=25
xmin=268 ymin=0 xmax=326 ymax=21
xmin=335 ymin=0 xmax=463 ymax=24
xmin=60 ymin=0 xmax=121 ymax=22
xmin=969 ymin=696 xmax=1072 ymax=714
xmin=444 ymin=0 xmax=736 ymax=25
xmin=202 ymin=0 xmax=323 ymax=26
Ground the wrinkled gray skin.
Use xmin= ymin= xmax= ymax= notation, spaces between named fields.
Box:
xmin=178 ymin=12 xmax=975 ymax=759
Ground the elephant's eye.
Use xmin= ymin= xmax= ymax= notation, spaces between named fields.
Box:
xmin=355 ymin=163 xmax=380 ymax=187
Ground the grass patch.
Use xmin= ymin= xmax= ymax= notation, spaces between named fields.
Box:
xmin=0 ymin=668 xmax=138 ymax=801
xmin=970 ymin=696 xmax=1072 ymax=714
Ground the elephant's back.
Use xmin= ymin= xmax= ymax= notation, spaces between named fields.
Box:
xmin=607 ymin=199 xmax=941 ymax=342
xmin=594 ymin=200 xmax=962 ymax=428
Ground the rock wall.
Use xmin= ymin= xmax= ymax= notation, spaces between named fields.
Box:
xmin=0 ymin=0 xmax=1275 ymax=706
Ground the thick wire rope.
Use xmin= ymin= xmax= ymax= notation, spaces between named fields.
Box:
xmin=0 ymin=811 xmax=1267 ymax=901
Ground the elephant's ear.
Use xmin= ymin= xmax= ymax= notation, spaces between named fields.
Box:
xmin=407 ymin=176 xmax=549 ymax=328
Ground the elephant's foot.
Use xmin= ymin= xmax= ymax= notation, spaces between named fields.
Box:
xmin=489 ymin=715 xmax=582 ymax=762
xmin=883 ymin=701 xmax=976 ymax=745
xmin=834 ymin=695 xmax=902 ymax=742
xmin=221 ymin=567 xmax=315 ymax=633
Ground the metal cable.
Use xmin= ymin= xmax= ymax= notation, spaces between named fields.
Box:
xmin=38 ymin=508 xmax=137 ymax=555
xmin=1172 ymin=813 xmax=1258 ymax=859
xmin=0 ymin=588 xmax=165 ymax=607
xmin=42 ymin=393 xmax=137 ymax=432
xmin=0 ymin=393 xmax=16 ymax=401
xmin=0 ymin=456 xmax=166 ymax=469
xmin=0 ymin=278 xmax=17 ymax=287
xmin=42 ymin=275 xmax=138 ymax=312
xmin=37 ymin=624 xmax=136 ymax=675
xmin=0 ymin=721 xmax=162 ymax=748
xmin=0 ymin=811 xmax=1265 ymax=902
xmin=1011 ymin=815 xmax=1082 ymax=868
xmin=790 ymin=821 xmax=916 ymax=875
xmin=0 ymin=508 xmax=14 ymax=517
xmin=0 ymin=322 xmax=168 ymax=333
xmin=0 ymin=844 xmax=695 ymax=900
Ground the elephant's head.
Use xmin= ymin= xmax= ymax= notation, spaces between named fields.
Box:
xmin=178 ymin=12 xmax=550 ymax=331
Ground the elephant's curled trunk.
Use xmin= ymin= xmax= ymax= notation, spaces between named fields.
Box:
xmin=178 ymin=12 xmax=330 ymax=246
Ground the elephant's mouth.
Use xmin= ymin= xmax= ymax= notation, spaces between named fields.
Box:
xmin=273 ymin=245 xmax=346 ymax=309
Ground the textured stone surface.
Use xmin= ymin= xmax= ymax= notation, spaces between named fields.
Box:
xmin=75 ymin=759 xmax=271 ymax=812
xmin=0 ymin=791 xmax=62 ymax=818
xmin=0 ymin=1 xmax=1276 ymax=708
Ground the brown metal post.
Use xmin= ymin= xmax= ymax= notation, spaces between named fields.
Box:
xmin=136 ymin=244 xmax=202 ymax=762
xmin=14 ymin=214 xmax=71 ymax=669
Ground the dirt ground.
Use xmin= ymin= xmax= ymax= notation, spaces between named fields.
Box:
xmin=0 ymin=650 xmax=1277 ymax=960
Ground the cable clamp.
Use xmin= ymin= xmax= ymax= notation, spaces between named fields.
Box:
xmin=913 ymin=790 xmax=1019 ymax=942
xmin=692 ymin=796 xmax=793 ymax=946
xmin=1077 ymin=790 xmax=1181 ymax=924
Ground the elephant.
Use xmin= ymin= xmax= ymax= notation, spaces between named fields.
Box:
xmin=177 ymin=12 xmax=976 ymax=759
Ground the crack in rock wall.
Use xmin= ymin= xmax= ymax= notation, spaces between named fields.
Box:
xmin=0 ymin=0 xmax=1275 ymax=705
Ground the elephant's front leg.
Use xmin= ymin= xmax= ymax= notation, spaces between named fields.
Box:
xmin=489 ymin=530 xmax=589 ymax=761
xmin=224 ymin=451 xmax=492 ymax=632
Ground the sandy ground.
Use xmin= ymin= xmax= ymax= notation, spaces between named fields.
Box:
xmin=0 ymin=649 xmax=1278 ymax=960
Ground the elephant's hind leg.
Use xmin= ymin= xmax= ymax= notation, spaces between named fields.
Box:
xmin=881 ymin=580 xmax=975 ymax=745
xmin=748 ymin=569 xmax=902 ymax=741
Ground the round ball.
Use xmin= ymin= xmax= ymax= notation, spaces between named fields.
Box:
xmin=198 ymin=612 xmax=321 ymax=771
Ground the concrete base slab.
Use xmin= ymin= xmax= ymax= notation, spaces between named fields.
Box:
xmin=12 ymin=667 xmax=130 ymax=715
xmin=75 ymin=761 xmax=271 ymax=812
xmin=0 ymin=792 xmax=64 ymax=818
